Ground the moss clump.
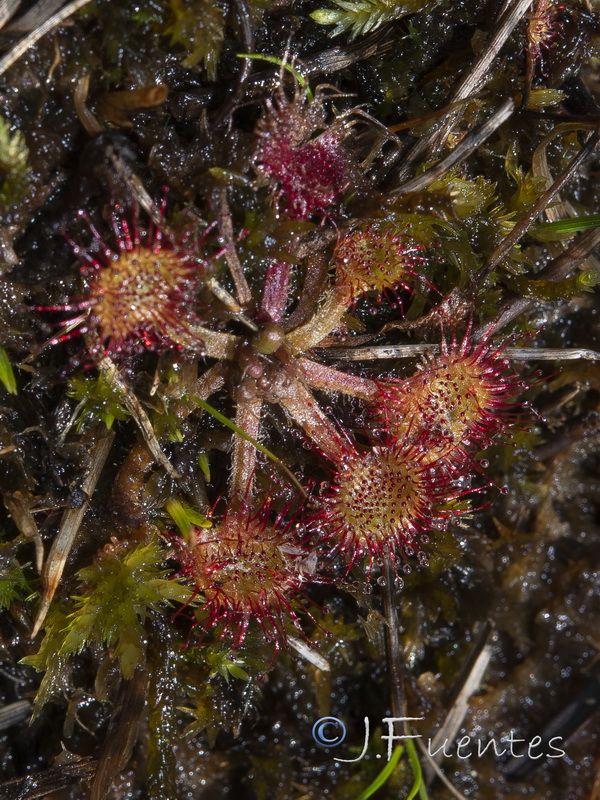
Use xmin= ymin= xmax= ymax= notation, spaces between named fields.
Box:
xmin=0 ymin=117 xmax=30 ymax=213
xmin=23 ymin=540 xmax=191 ymax=689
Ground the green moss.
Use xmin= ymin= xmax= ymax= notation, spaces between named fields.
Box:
xmin=0 ymin=546 xmax=27 ymax=609
xmin=504 ymin=144 xmax=549 ymax=216
xmin=163 ymin=0 xmax=226 ymax=80
xmin=23 ymin=540 xmax=192 ymax=685
xmin=165 ymin=497 xmax=212 ymax=536
xmin=426 ymin=171 xmax=497 ymax=220
xmin=504 ymin=271 xmax=597 ymax=301
xmin=177 ymin=644 xmax=253 ymax=744
xmin=67 ymin=373 xmax=129 ymax=431
xmin=311 ymin=0 xmax=441 ymax=40
xmin=0 ymin=117 xmax=31 ymax=212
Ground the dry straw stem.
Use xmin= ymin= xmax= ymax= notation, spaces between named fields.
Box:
xmin=448 ymin=0 xmax=534 ymax=103
xmin=90 ymin=668 xmax=148 ymax=800
xmin=32 ymin=426 xmax=115 ymax=638
xmin=322 ymin=344 xmax=600 ymax=361
xmin=0 ymin=0 xmax=95 ymax=77
xmin=99 ymin=356 xmax=183 ymax=483
xmin=392 ymin=0 xmax=535 ymax=183
xmin=485 ymin=226 xmax=600 ymax=336
xmin=417 ymin=738 xmax=470 ymax=800
xmin=0 ymin=700 xmax=31 ymax=730
xmin=392 ymin=98 xmax=516 ymax=197
xmin=425 ymin=623 xmax=494 ymax=772
xmin=0 ymin=0 xmax=21 ymax=31
xmin=3 ymin=0 xmax=66 ymax=35
xmin=2 ymin=491 xmax=44 ymax=572
xmin=0 ymin=755 xmax=97 ymax=800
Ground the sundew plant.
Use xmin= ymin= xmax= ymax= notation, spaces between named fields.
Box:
xmin=0 ymin=0 xmax=599 ymax=798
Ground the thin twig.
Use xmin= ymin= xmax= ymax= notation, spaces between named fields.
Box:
xmin=480 ymin=224 xmax=600 ymax=338
xmin=391 ymin=99 xmax=516 ymax=197
xmin=382 ymin=558 xmax=405 ymax=719
xmin=0 ymin=0 xmax=21 ymax=31
xmin=425 ymin=623 xmax=494 ymax=773
xmin=540 ymin=226 xmax=600 ymax=282
xmin=416 ymin=738 xmax=469 ymax=800
xmin=213 ymin=187 xmax=252 ymax=306
xmin=475 ymin=130 xmax=600 ymax=284
xmin=321 ymin=344 xmax=600 ymax=361
xmin=449 ymin=0 xmax=534 ymax=105
xmin=390 ymin=0 xmax=534 ymax=183
xmin=0 ymin=0 xmax=94 ymax=77
xmin=100 ymin=357 xmax=182 ymax=483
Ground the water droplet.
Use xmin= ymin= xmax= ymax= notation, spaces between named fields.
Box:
xmin=402 ymin=563 xmax=412 ymax=574
xmin=394 ymin=576 xmax=404 ymax=589
xmin=377 ymin=575 xmax=386 ymax=587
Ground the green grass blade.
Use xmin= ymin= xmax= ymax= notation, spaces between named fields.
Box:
xmin=535 ymin=214 xmax=600 ymax=234
xmin=405 ymin=738 xmax=428 ymax=800
xmin=190 ymin=395 xmax=306 ymax=496
xmin=165 ymin=498 xmax=212 ymax=537
xmin=0 ymin=347 xmax=17 ymax=394
xmin=237 ymin=53 xmax=313 ymax=100
xmin=356 ymin=745 xmax=403 ymax=800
